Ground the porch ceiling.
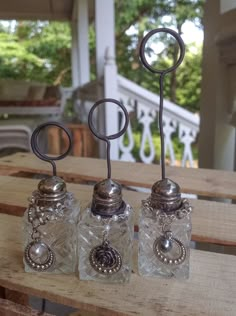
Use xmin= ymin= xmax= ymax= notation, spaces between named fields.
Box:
xmin=0 ymin=0 xmax=94 ymax=21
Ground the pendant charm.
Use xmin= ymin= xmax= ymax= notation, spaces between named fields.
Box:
xmin=153 ymin=234 xmax=186 ymax=265
xmin=24 ymin=240 xmax=55 ymax=271
xmin=89 ymin=240 xmax=122 ymax=274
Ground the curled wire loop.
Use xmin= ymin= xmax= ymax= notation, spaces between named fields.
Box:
xmin=139 ymin=27 xmax=185 ymax=75
xmin=88 ymin=98 xmax=129 ymax=178
xmin=139 ymin=28 xmax=185 ymax=179
xmin=31 ymin=121 xmax=72 ymax=176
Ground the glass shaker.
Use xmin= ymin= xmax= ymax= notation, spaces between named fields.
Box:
xmin=23 ymin=122 xmax=80 ymax=273
xmin=138 ymin=28 xmax=193 ymax=279
xmin=78 ymin=98 xmax=134 ymax=283
xmin=139 ymin=178 xmax=192 ymax=279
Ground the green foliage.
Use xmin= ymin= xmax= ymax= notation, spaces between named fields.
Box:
xmin=176 ymin=45 xmax=202 ymax=112
xmin=0 ymin=0 xmax=204 ymax=112
xmin=0 ymin=21 xmax=71 ymax=85
xmin=0 ymin=32 xmax=44 ymax=79
xmin=115 ymin=0 xmax=204 ymax=112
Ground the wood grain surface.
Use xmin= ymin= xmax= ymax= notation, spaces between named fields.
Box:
xmin=0 ymin=152 xmax=236 ymax=199
xmin=0 ymin=213 xmax=235 ymax=316
xmin=0 ymin=154 xmax=236 ymax=315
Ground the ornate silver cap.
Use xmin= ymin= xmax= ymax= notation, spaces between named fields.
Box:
xmin=150 ymin=178 xmax=182 ymax=213
xmin=37 ymin=176 xmax=67 ymax=203
xmin=91 ymin=178 xmax=126 ymax=217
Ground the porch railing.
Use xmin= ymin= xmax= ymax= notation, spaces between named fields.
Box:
xmin=116 ymin=75 xmax=199 ymax=167
xmin=73 ymin=56 xmax=200 ymax=167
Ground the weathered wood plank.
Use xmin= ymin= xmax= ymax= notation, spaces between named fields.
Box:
xmin=0 ymin=298 xmax=54 ymax=316
xmin=0 ymin=153 xmax=235 ymax=199
xmin=0 ymin=176 xmax=235 ymax=246
xmin=4 ymin=288 xmax=28 ymax=306
xmin=0 ymin=213 xmax=236 ymax=316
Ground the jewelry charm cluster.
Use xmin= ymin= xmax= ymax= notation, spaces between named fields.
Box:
xmin=23 ymin=176 xmax=79 ymax=273
xmin=143 ymin=197 xmax=192 ymax=266
xmin=88 ymin=205 xmax=132 ymax=275
xmin=139 ymin=178 xmax=193 ymax=279
xmin=77 ymin=98 xmax=133 ymax=283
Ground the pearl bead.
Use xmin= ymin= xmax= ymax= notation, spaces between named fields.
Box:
xmin=96 ymin=215 xmax=101 ymax=221
xmin=29 ymin=242 xmax=49 ymax=264
xmin=104 ymin=225 xmax=110 ymax=231
xmin=112 ymin=215 xmax=118 ymax=221
xmin=159 ymin=236 xmax=173 ymax=253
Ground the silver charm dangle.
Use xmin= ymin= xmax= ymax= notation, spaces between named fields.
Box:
xmin=24 ymin=240 xmax=55 ymax=271
xmin=89 ymin=239 xmax=122 ymax=275
xmin=153 ymin=231 xmax=186 ymax=265
xmin=24 ymin=204 xmax=56 ymax=272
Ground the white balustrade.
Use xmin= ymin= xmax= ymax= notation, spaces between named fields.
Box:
xmin=119 ymin=101 xmax=136 ymax=162
xmin=117 ymin=75 xmax=200 ymax=167
xmin=138 ymin=104 xmax=156 ymax=164
xmin=73 ymin=66 xmax=200 ymax=167
xmin=163 ymin=115 xmax=177 ymax=166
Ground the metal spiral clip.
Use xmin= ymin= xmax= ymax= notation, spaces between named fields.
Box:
xmin=88 ymin=98 xmax=129 ymax=275
xmin=140 ymin=27 xmax=185 ymax=180
xmin=140 ymin=28 xmax=190 ymax=265
xmin=31 ymin=121 xmax=72 ymax=176
xmin=88 ymin=98 xmax=129 ymax=217
xmin=24 ymin=121 xmax=72 ymax=272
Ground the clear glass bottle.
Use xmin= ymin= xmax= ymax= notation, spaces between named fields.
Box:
xmin=139 ymin=178 xmax=192 ymax=279
xmin=78 ymin=178 xmax=133 ymax=283
xmin=23 ymin=176 xmax=80 ymax=274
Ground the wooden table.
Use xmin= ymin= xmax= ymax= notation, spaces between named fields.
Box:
xmin=0 ymin=152 xmax=236 ymax=315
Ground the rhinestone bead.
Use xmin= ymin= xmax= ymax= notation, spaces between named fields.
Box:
xmin=96 ymin=215 xmax=101 ymax=221
xmin=112 ymin=215 xmax=118 ymax=222
xmin=124 ymin=210 xmax=130 ymax=217
xmin=104 ymin=225 xmax=110 ymax=231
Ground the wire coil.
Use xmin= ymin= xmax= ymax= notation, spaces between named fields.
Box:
xmin=31 ymin=121 xmax=72 ymax=176
xmin=139 ymin=28 xmax=185 ymax=179
xmin=88 ymin=98 xmax=129 ymax=178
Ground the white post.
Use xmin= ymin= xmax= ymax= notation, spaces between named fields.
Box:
xmin=95 ymin=0 xmax=119 ymax=160
xmin=104 ymin=48 xmax=119 ymax=160
xmin=95 ymin=0 xmax=115 ymax=78
xmin=71 ymin=20 xmax=79 ymax=88
xmin=71 ymin=0 xmax=90 ymax=88
xmin=199 ymin=0 xmax=236 ymax=171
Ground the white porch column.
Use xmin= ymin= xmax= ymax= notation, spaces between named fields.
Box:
xmin=71 ymin=0 xmax=90 ymax=88
xmin=199 ymin=0 xmax=236 ymax=171
xmin=95 ymin=0 xmax=119 ymax=160
xmin=95 ymin=0 xmax=115 ymax=78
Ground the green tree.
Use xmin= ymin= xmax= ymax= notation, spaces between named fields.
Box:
xmin=115 ymin=0 xmax=204 ymax=112
xmin=0 ymin=21 xmax=72 ymax=85
xmin=0 ymin=0 xmax=204 ymax=112
xmin=0 ymin=31 xmax=44 ymax=80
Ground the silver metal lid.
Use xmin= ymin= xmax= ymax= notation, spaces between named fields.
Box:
xmin=37 ymin=176 xmax=67 ymax=202
xmin=150 ymin=178 xmax=182 ymax=213
xmin=91 ymin=178 xmax=126 ymax=217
